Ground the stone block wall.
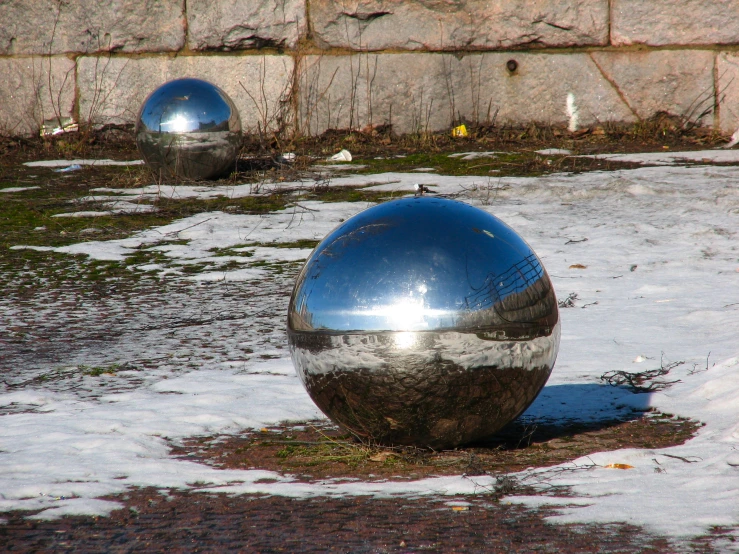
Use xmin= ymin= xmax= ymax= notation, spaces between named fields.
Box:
xmin=0 ymin=0 xmax=737 ymax=137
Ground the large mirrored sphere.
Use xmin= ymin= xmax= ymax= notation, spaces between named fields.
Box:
xmin=288 ymin=197 xmax=560 ymax=449
xmin=135 ymin=78 xmax=242 ymax=180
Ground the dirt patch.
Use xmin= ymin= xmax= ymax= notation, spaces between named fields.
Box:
xmin=169 ymin=411 xmax=700 ymax=481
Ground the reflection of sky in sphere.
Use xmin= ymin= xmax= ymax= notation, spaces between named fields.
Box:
xmin=292 ymin=197 xmax=546 ymax=332
xmin=138 ymin=78 xmax=235 ymax=134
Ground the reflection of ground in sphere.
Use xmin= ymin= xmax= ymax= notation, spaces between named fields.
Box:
xmin=288 ymin=197 xmax=560 ymax=449
xmin=135 ymin=78 xmax=242 ymax=180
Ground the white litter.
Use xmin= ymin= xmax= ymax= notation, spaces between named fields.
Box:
xmin=722 ymin=127 xmax=739 ymax=149
xmin=327 ymin=149 xmax=352 ymax=162
xmin=53 ymin=164 xmax=83 ymax=173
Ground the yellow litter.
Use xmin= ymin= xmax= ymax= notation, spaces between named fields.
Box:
xmin=451 ymin=124 xmax=468 ymax=138
xmin=605 ymin=463 xmax=634 ymax=470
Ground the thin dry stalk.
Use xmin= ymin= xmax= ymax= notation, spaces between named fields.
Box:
xmin=600 ymin=354 xmax=684 ymax=393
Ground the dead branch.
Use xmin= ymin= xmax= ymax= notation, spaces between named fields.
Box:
xmin=558 ymin=293 xmax=578 ymax=308
xmin=660 ymin=453 xmax=702 ymax=463
xmin=600 ymin=354 xmax=684 ymax=393
xmin=688 ymin=351 xmax=712 ymax=375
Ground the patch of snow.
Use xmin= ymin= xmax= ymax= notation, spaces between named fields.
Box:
xmin=580 ymin=149 xmax=739 ymax=166
xmin=15 ymin=204 xmax=362 ymax=278
xmin=23 ymin=159 xmax=144 ymax=168
xmin=52 ymin=211 xmax=113 ymax=218
xmin=313 ymin=164 xmax=367 ymax=171
xmin=448 ymin=152 xmax=501 ymax=160
xmin=508 ymin=356 xmax=739 ymax=539
xmin=0 ymin=186 xmax=41 ymax=193
xmin=10 ymin=245 xmax=55 ymax=252
xmin=536 ymin=149 xmax=572 ymax=155
xmin=52 ymin=202 xmax=158 ymax=217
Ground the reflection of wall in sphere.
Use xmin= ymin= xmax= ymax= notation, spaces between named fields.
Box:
xmin=288 ymin=197 xmax=560 ymax=449
xmin=135 ymin=78 xmax=242 ymax=180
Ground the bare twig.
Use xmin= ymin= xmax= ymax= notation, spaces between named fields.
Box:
xmin=688 ymin=351 xmax=712 ymax=375
xmin=163 ymin=217 xmax=214 ymax=238
xmin=600 ymin=353 xmax=683 ymax=393
xmin=558 ymin=292 xmax=578 ymax=308
xmin=660 ymin=453 xmax=702 ymax=463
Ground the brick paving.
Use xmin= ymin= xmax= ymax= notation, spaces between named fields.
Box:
xmin=0 ymin=490 xmax=697 ymax=553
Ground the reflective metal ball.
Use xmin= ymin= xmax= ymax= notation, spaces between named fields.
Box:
xmin=135 ymin=78 xmax=242 ymax=180
xmin=288 ymin=197 xmax=560 ymax=449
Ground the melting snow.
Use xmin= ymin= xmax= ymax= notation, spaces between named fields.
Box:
xmin=2 ymin=161 xmax=739 ymax=544
xmin=580 ymin=148 xmax=739 ymax=166
xmin=23 ymin=159 xmax=144 ymax=168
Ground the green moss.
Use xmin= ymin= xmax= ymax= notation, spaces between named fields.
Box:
xmin=273 ymin=239 xmax=320 ymax=250
xmin=13 ymin=363 xmax=124 ymax=388
xmin=210 ymin=245 xmax=255 ymax=257
xmin=79 ymin=364 xmax=121 ymax=377
xmin=301 ymin=186 xmax=387 ymax=204
xmin=328 ymin=151 xmax=552 ymax=177
xmin=179 ymin=263 xmax=209 ymax=274
xmin=273 ymin=439 xmax=376 ymax=468
xmin=336 ymin=149 xmax=639 ymax=178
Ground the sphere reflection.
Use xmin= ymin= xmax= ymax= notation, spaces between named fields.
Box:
xmin=288 ymin=197 xmax=560 ymax=448
xmin=135 ymin=78 xmax=242 ymax=181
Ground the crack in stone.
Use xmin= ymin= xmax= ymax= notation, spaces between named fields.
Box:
xmin=341 ymin=11 xmax=392 ymax=23
xmin=588 ymin=52 xmax=641 ymax=121
xmin=536 ymin=20 xmax=573 ymax=32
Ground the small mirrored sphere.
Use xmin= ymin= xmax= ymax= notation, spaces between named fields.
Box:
xmin=288 ymin=197 xmax=560 ymax=448
xmin=135 ymin=78 xmax=242 ymax=180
